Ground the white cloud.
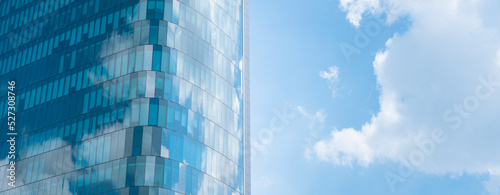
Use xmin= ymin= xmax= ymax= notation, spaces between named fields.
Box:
xmin=314 ymin=127 xmax=374 ymax=166
xmin=485 ymin=174 xmax=500 ymax=195
xmin=320 ymin=66 xmax=341 ymax=97
xmin=298 ymin=106 xmax=327 ymax=162
xmin=312 ymin=0 xmax=500 ymax=188
xmin=320 ymin=66 xmax=340 ymax=82
xmin=339 ymin=0 xmax=381 ymax=27
xmin=296 ymin=106 xmax=326 ymax=130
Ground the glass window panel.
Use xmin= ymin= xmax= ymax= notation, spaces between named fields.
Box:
xmin=83 ymin=142 xmax=90 ymax=168
xmin=138 ymin=72 xmax=146 ymax=97
xmin=133 ymin=127 xmax=143 ymax=155
xmin=152 ymin=127 xmax=162 ymax=156
xmin=102 ymin=60 xmax=109 ymax=82
xmin=164 ymin=74 xmax=172 ymax=100
xmin=150 ymin=22 xmax=158 ymax=44
xmin=140 ymin=21 xmax=150 ymax=45
xmin=145 ymin=156 xmax=155 ymax=186
xmin=105 ymin=162 xmax=112 ymax=181
xmin=156 ymin=0 xmax=164 ymax=19
xmin=182 ymin=136 xmax=189 ymax=165
xmin=135 ymin=46 xmax=144 ymax=71
xmin=149 ymin=99 xmax=159 ymax=126
xmin=117 ymin=78 xmax=123 ymax=103
xmin=130 ymin=74 xmax=138 ymax=99
xmin=53 ymin=80 xmax=59 ymax=99
xmin=123 ymin=75 xmax=130 ymax=101
xmin=46 ymin=82 xmax=53 ymax=102
xmin=155 ymin=157 xmax=164 ymax=187
xmin=186 ymin=167 xmax=192 ymax=195
xmin=119 ymin=158 xmax=127 ymax=188
xmin=109 ymin=81 xmax=116 ymax=105
xmin=144 ymin=45 xmax=153 ymax=70
xmin=126 ymin=157 xmax=136 ymax=187
xmin=172 ymin=76 xmax=179 ymax=103
xmin=83 ymin=93 xmax=89 ymax=113
xmin=147 ymin=0 xmax=156 ymax=18
xmin=96 ymin=87 xmax=103 ymax=108
xmin=146 ymin=71 xmax=155 ymax=97
xmin=169 ymin=49 xmax=177 ymax=75
xmin=161 ymin=129 xmax=170 ymax=158
xmin=132 ymin=3 xmax=139 ymax=22
xmin=121 ymin=52 xmax=128 ymax=76
xmin=170 ymin=132 xmax=179 ymax=162
xmin=108 ymin=56 xmax=115 ymax=80
xmin=164 ymin=159 xmax=172 ymax=190
xmin=128 ymin=49 xmax=136 ymax=73
xmin=158 ymin=100 xmax=167 ymax=128
xmin=155 ymin=73 xmax=165 ymax=99
xmin=164 ymin=0 xmax=173 ymax=21
xmin=181 ymin=106 xmax=188 ymax=134
xmin=89 ymin=139 xmax=97 ymax=166
xmin=135 ymin=156 xmax=146 ymax=186
xmin=139 ymin=0 xmax=147 ymax=20
xmin=96 ymin=137 xmax=104 ymax=164
xmin=140 ymin=98 xmax=149 ymax=126
xmin=142 ymin=127 xmax=153 ymax=155
xmin=159 ymin=23 xmax=167 ymax=46
xmin=102 ymin=83 xmax=109 ymax=107
xmin=124 ymin=104 xmax=131 ymax=128
xmin=112 ymin=160 xmax=120 ymax=186
xmin=178 ymin=163 xmax=186 ymax=193
xmin=172 ymin=161 xmax=181 ymax=192
xmin=131 ymin=99 xmax=140 ymax=125
xmin=103 ymin=135 xmax=111 ymax=162
xmin=167 ymin=102 xmax=175 ymax=129
xmin=152 ymin=46 xmax=162 ymax=71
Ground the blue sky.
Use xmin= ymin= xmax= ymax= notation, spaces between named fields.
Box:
xmin=250 ymin=0 xmax=500 ymax=194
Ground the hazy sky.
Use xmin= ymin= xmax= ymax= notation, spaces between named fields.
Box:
xmin=250 ymin=0 xmax=500 ymax=194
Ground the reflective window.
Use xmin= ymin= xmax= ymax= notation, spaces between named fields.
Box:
xmin=0 ymin=0 xmax=247 ymax=193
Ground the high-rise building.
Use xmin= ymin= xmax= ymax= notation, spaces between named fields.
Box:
xmin=0 ymin=0 xmax=249 ymax=194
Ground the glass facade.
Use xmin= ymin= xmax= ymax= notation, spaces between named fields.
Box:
xmin=0 ymin=0 xmax=249 ymax=194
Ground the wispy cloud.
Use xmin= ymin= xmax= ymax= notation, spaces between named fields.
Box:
xmin=319 ymin=66 xmax=340 ymax=98
xmin=296 ymin=106 xmax=326 ymax=130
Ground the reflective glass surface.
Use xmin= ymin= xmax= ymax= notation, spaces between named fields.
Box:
xmin=0 ymin=0 xmax=249 ymax=194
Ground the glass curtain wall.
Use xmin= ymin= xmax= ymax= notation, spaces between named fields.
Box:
xmin=0 ymin=0 xmax=247 ymax=194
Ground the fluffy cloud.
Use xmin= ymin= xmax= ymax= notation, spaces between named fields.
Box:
xmin=339 ymin=0 xmax=381 ymax=27
xmin=312 ymin=0 xmax=500 ymax=191
xmin=320 ymin=66 xmax=340 ymax=82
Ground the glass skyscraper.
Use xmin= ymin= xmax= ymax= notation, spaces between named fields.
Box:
xmin=0 ymin=0 xmax=250 ymax=194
